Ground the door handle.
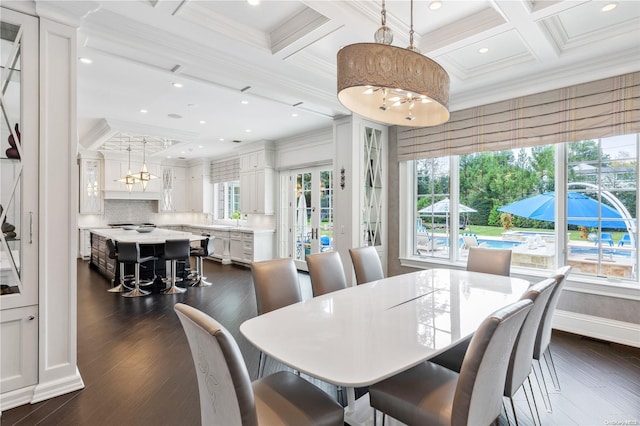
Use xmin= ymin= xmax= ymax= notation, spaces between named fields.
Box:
xmin=29 ymin=211 xmax=33 ymax=243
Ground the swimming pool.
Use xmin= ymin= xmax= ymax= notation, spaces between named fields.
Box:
xmin=477 ymin=239 xmax=523 ymax=249
xmin=569 ymin=246 xmax=633 ymax=258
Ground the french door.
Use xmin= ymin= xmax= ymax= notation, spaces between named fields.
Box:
xmin=283 ymin=166 xmax=333 ymax=271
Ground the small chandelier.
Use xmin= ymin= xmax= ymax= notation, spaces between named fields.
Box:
xmin=116 ymin=145 xmax=139 ymax=192
xmin=135 ymin=138 xmax=158 ymax=191
xmin=337 ymin=0 xmax=450 ymax=127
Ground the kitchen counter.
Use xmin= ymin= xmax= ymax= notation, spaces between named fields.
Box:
xmin=91 ymin=228 xmax=202 ymax=244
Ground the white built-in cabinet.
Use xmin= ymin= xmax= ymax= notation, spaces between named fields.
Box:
xmin=239 ymin=143 xmax=275 ymax=214
xmin=188 ymin=161 xmax=212 ymax=213
xmin=229 ymin=230 xmax=274 ymax=264
xmin=78 ymin=155 xmax=102 ymax=214
xmin=160 ymin=163 xmax=188 ymax=212
xmin=333 ymin=116 xmax=388 ymax=285
xmin=1 ymin=7 xmax=83 ymax=412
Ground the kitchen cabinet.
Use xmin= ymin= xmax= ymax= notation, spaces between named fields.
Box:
xmin=78 ymin=156 xmax=102 ymax=214
xmin=229 ymin=230 xmax=274 ymax=264
xmin=239 ymin=144 xmax=275 ymax=215
xmin=210 ymin=228 xmax=230 ymax=264
xmin=78 ymin=228 xmax=92 ymax=259
xmin=160 ymin=164 xmax=187 ymax=212
xmin=188 ymin=162 xmax=212 ymax=213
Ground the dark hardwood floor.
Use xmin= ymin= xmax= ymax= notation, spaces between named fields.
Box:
xmin=2 ymin=259 xmax=639 ymax=425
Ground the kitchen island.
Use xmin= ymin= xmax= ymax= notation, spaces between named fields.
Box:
xmin=89 ymin=228 xmax=204 ymax=289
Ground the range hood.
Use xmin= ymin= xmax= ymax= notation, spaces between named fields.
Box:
xmin=102 ymin=190 xmax=161 ymax=200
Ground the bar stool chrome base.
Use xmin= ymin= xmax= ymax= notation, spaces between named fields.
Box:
xmin=163 ymin=284 xmax=186 ymax=294
xmin=122 ymin=287 xmax=151 ymax=297
xmin=190 ymin=256 xmax=212 ymax=287
xmin=108 ymin=282 xmax=128 ymax=293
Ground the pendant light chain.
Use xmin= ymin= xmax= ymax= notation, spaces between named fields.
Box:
xmin=409 ymin=0 xmax=416 ymax=51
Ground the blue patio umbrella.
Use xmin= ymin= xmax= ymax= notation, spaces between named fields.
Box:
xmin=497 ymin=191 xmax=625 ymax=229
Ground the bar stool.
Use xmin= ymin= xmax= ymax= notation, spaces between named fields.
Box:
xmin=118 ymin=242 xmax=156 ymax=298
xmin=106 ymin=239 xmax=134 ymax=293
xmin=189 ymin=235 xmax=214 ymax=287
xmin=163 ymin=239 xmax=191 ymax=295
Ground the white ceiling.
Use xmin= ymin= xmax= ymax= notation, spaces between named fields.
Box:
xmin=20 ymin=0 xmax=640 ymax=160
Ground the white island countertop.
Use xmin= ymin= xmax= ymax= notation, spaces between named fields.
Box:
xmin=90 ymin=228 xmax=203 ymax=244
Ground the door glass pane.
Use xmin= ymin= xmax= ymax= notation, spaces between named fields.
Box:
xmin=1 ymin=20 xmax=22 ymax=295
xmin=294 ymin=172 xmax=311 ymax=262
xmin=319 ymin=170 xmax=333 ymax=252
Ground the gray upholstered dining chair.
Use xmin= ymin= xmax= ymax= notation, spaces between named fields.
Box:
xmin=369 ymin=299 xmax=533 ymax=426
xmin=306 ymin=251 xmax=348 ymax=296
xmin=504 ymin=278 xmax=556 ymax=425
xmin=348 ymin=246 xmax=384 ymax=285
xmin=430 ymin=278 xmax=556 ymax=425
xmin=174 ymin=303 xmax=344 ymax=426
xmin=251 ymin=258 xmax=302 ymax=378
xmin=533 ymin=265 xmax=572 ymax=412
xmin=467 ymin=246 xmax=512 ymax=276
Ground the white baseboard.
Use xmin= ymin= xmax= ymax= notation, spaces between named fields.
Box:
xmin=0 ymin=385 xmax=37 ymax=412
xmin=31 ymin=368 xmax=85 ymax=404
xmin=553 ymin=309 xmax=640 ymax=348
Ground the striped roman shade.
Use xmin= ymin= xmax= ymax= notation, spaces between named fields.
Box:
xmin=210 ymin=158 xmax=240 ymax=183
xmin=397 ymin=72 xmax=640 ymax=161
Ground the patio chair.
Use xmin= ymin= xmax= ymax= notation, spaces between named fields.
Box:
xmin=459 ymin=233 xmax=487 ymax=249
xmin=417 ymin=235 xmax=443 ymax=254
xmin=595 ymin=232 xmax=614 ymax=246
xmin=617 ymin=234 xmax=632 ymax=246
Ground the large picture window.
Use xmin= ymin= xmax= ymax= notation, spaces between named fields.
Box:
xmin=409 ymin=134 xmax=639 ymax=283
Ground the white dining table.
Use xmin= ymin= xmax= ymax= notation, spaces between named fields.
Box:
xmin=240 ymin=268 xmax=530 ymax=425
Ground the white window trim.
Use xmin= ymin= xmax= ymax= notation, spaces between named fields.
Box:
xmin=399 ymin=143 xmax=640 ymax=301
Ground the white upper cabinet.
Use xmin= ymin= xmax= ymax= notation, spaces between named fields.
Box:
xmin=239 ymin=142 xmax=275 ymax=215
xmin=78 ymin=156 xmax=102 ymax=214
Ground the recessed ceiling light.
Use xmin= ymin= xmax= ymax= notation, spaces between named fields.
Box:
xmin=172 ymin=82 xmax=183 ymax=88
xmin=198 ymin=145 xmax=204 ymax=148
xmin=601 ymin=3 xmax=617 ymax=12
xmin=429 ymin=1 xmax=442 ymax=11
xmin=219 ymin=138 xmax=225 ymax=142
xmin=247 ymin=0 xmax=261 ymax=5
xmin=241 ymin=100 xmax=249 ymax=105
xmin=199 ymin=120 xmax=206 ymax=124
xmin=181 ymin=151 xmax=186 ymax=154
xmin=478 ymin=47 xmax=489 ymax=54
xmin=166 ymin=155 xmax=172 ymax=159
xmin=79 ymin=57 xmax=92 ymax=64
xmin=245 ymin=129 xmax=252 ymax=133
xmin=140 ymin=109 xmax=148 ymax=113
xmin=187 ymin=103 xmax=198 ymax=108
xmin=292 ymin=113 xmax=299 ymax=117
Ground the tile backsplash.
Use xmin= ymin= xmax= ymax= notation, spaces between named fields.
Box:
xmin=104 ymin=200 xmax=158 ymax=223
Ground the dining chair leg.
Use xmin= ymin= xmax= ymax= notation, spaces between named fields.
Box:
xmin=544 ymin=347 xmax=561 ymax=391
xmin=336 ymin=386 xmax=343 ymax=406
xmin=257 ymin=351 xmax=266 ymax=379
xmin=526 ymin=375 xmax=542 ymax=426
xmin=509 ymin=397 xmax=520 ymax=426
xmin=533 ymin=360 xmax=553 ymax=413
xmin=502 ymin=400 xmax=512 ymax=426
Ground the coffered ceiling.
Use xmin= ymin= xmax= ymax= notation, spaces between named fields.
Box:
xmin=11 ymin=0 xmax=640 ymax=160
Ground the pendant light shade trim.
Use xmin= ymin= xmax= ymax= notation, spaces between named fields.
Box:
xmin=337 ymin=43 xmax=450 ymax=127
